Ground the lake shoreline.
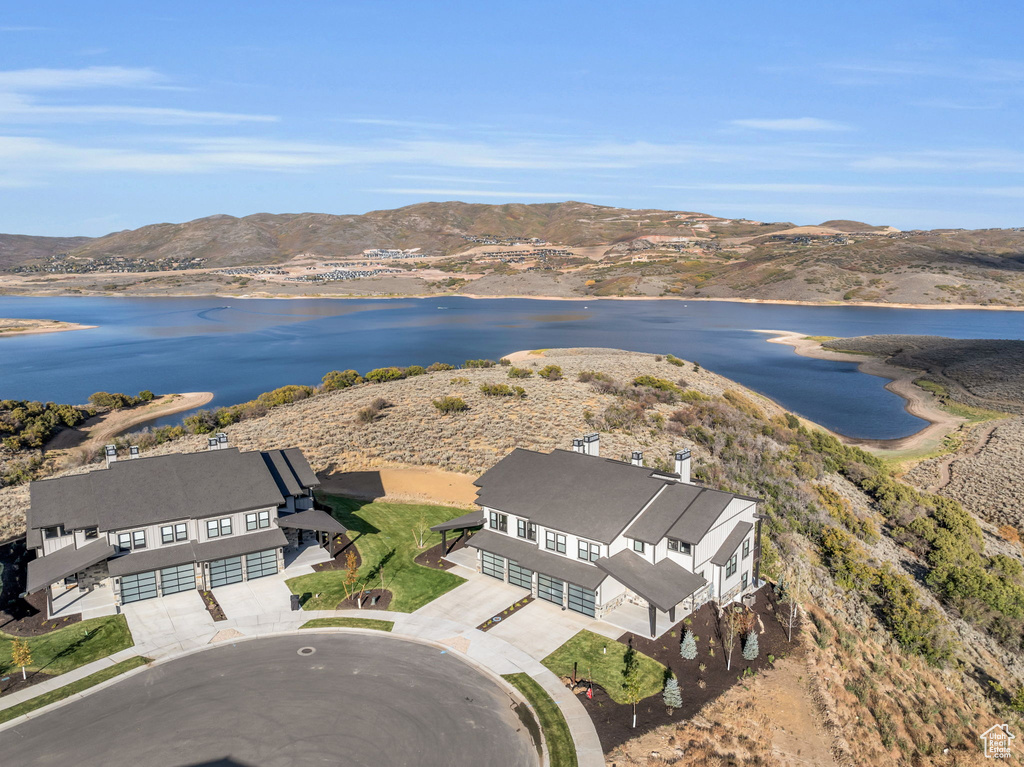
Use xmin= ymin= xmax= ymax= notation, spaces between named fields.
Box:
xmin=754 ymin=330 xmax=964 ymax=455
xmin=0 ymin=318 xmax=97 ymax=337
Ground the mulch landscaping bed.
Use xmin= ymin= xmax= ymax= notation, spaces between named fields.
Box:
xmin=198 ymin=590 xmax=227 ymax=622
xmin=414 ymin=530 xmax=474 ymax=571
xmin=311 ymin=535 xmax=362 ymax=572
xmin=477 ymin=595 xmax=534 ymax=631
xmin=0 ymin=667 xmax=56 ymax=696
xmin=0 ymin=539 xmax=82 ymax=637
xmin=574 ymin=586 xmax=799 ymax=753
xmin=336 ymin=588 xmax=393 ymax=611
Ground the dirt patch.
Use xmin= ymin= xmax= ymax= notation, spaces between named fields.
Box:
xmin=311 ymin=536 xmax=362 ymax=571
xmin=318 ymin=467 xmax=479 ymax=507
xmin=336 ymin=588 xmax=392 ymax=611
xmin=199 ymin=590 xmax=227 ymax=622
xmin=413 ymin=530 xmax=474 ymax=571
xmin=573 ymin=588 xmax=797 ymax=753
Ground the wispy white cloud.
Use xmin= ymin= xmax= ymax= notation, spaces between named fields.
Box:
xmin=850 ymin=149 xmax=1024 ymax=172
xmin=0 ymin=66 xmax=164 ymax=90
xmin=730 ymin=117 xmax=851 ymax=132
xmin=0 ymin=93 xmax=277 ymax=125
xmin=391 ymin=174 xmax=508 ymax=185
xmin=826 ymin=58 xmax=1024 ymax=85
xmin=342 ymin=117 xmax=454 ymax=130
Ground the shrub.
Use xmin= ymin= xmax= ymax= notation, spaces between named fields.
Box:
xmin=364 ymin=367 xmax=405 ymax=383
xmin=433 ymin=396 xmax=468 ymax=414
xmin=742 ymin=630 xmax=759 ymax=660
xmin=463 ymin=359 xmax=496 ymax=368
xmin=404 ymin=365 xmax=426 ymax=377
xmin=426 ymin=362 xmax=455 ymax=372
xmin=507 ymin=367 xmax=533 ymax=379
xmin=480 ymin=383 xmax=525 ymax=398
xmin=137 ymin=390 xmax=154 ymax=401
xmin=322 ymin=369 xmax=363 ymax=390
xmin=498 ymin=357 xmax=511 ymax=366
xmin=666 ymin=354 xmax=686 ymax=367
xmin=577 ymin=370 xmax=611 ymax=383
xmin=663 ymin=675 xmax=682 ymax=709
xmin=537 ymin=365 xmax=563 ymax=380
xmin=680 ymin=629 xmax=697 ymax=659
xmin=633 ymin=375 xmax=683 ymax=394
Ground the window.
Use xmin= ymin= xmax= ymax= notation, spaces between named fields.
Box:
xmin=741 ymin=571 xmax=749 ymax=590
xmin=161 ymin=526 xmax=174 ymax=544
xmin=132 ymin=530 xmax=146 ymax=549
xmin=489 ymin=511 xmax=507 ymax=533
xmin=726 ymin=553 xmax=737 ymax=578
xmin=83 ymin=527 xmax=99 ymax=540
xmin=207 ymin=519 xmax=220 ymax=538
xmin=246 ymin=510 xmax=272 ymax=531
xmin=667 ymin=539 xmax=691 ymax=555
xmin=577 ymin=539 xmax=600 ymax=562
xmin=633 ymin=539 xmax=645 ymax=554
xmin=118 ymin=533 xmax=132 ymax=551
xmin=175 ymin=523 xmax=188 ymax=541
xmin=43 ymin=525 xmax=65 ymax=539
xmin=516 ymin=519 xmax=536 ymax=540
xmin=220 ymin=518 xmax=232 ymax=536
xmin=742 ymin=538 xmax=751 ymax=559
xmin=545 ymin=531 xmax=566 ymax=554
xmin=246 ymin=513 xmax=257 ymax=531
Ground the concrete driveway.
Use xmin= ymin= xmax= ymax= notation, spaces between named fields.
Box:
xmin=120 ymin=590 xmax=213 ymax=648
xmin=415 ymin=571 xmax=530 ymax=627
xmin=2 ymin=633 xmax=540 ymax=767
xmin=213 ymin=576 xmax=293 ymax=619
xmin=488 ymin=598 xmax=623 ymax=660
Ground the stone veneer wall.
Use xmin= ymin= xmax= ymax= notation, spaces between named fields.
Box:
xmin=77 ymin=560 xmax=109 ymax=589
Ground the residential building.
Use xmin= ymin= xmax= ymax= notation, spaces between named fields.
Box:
xmin=466 ymin=435 xmax=762 ymax=636
xmin=24 ymin=439 xmax=344 ymax=616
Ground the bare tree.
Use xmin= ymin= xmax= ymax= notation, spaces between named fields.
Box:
xmin=781 ymin=565 xmax=805 ymax=642
xmin=414 ymin=512 xmax=430 ymax=549
xmin=722 ymin=605 xmax=741 ymax=671
xmin=342 ymin=549 xmax=359 ymax=603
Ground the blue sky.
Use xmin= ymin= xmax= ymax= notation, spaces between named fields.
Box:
xmin=2 ymin=1 xmax=1023 ymax=235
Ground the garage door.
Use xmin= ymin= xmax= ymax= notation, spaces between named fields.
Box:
xmin=160 ymin=564 xmax=196 ymax=595
xmin=245 ymin=549 xmax=278 ymax=580
xmin=481 ymin=550 xmax=505 ymax=581
xmin=567 ymin=583 xmax=596 ymax=617
xmin=507 ymin=561 xmax=533 ymax=591
xmin=121 ymin=571 xmax=158 ymax=603
xmin=537 ymin=573 xmax=564 ymax=606
xmin=209 ymin=556 xmax=243 ymax=588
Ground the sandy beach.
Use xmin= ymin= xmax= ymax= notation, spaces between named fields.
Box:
xmin=755 ymin=330 xmax=965 ymax=454
xmin=0 ymin=318 xmax=97 ymax=336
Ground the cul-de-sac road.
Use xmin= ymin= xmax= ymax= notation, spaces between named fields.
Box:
xmin=2 ymin=634 xmax=540 ymax=767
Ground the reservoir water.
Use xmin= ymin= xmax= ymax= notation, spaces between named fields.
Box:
xmin=1 ymin=296 xmax=1021 ymax=440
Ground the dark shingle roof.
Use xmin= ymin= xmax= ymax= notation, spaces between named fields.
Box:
xmin=28 ymin=448 xmax=288 ymax=534
xmin=107 ymin=541 xmax=199 ymax=577
xmin=431 ymin=510 xmax=484 ymax=533
xmin=625 ymin=482 xmax=705 ymax=545
xmin=468 ymin=530 xmax=607 ymax=590
xmin=665 ymin=489 xmax=739 ymax=544
xmin=25 ymin=539 xmax=116 ymax=594
xmin=474 ymin=449 xmax=667 ymax=544
xmin=710 ymin=521 xmax=754 ymax=566
xmin=105 ymin=528 xmax=289 ymax=576
xmin=282 ymin=448 xmax=320 ymax=489
xmin=262 ymin=449 xmax=320 ymax=497
xmin=277 ymin=509 xmax=347 ymax=535
xmin=596 ymin=550 xmax=707 ymax=611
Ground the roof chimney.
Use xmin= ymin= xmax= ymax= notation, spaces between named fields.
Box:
xmin=675 ymin=449 xmax=691 ymax=483
xmin=572 ymin=438 xmax=585 ymax=454
xmin=631 ymin=450 xmax=643 ymax=467
xmin=207 ymin=437 xmax=219 ymax=450
xmin=128 ymin=445 xmax=140 ymax=459
xmin=583 ymin=432 xmax=600 ymax=457
xmin=104 ymin=444 xmax=117 ymax=467
xmin=217 ymin=432 xmax=228 ymax=446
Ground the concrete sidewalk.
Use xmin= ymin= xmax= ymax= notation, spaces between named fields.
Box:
xmin=0 ymin=606 xmax=605 ymax=767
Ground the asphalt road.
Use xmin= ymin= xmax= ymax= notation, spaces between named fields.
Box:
xmin=2 ymin=634 xmax=541 ymax=767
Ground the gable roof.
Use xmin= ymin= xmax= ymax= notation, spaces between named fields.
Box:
xmin=596 ymin=550 xmax=707 ymax=611
xmin=28 ymin=448 xmax=287 ymax=533
xmin=474 ymin=448 xmax=668 ymax=544
xmin=624 ymin=482 xmax=704 ymax=545
xmin=665 ymin=489 xmax=742 ymax=545
xmin=710 ymin=521 xmax=754 ymax=566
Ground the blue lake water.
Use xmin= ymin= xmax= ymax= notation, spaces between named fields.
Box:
xmin=1 ymin=296 xmax=1021 ymax=440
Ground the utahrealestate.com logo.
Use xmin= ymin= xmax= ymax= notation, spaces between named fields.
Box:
xmin=981 ymin=724 xmax=1015 ymax=759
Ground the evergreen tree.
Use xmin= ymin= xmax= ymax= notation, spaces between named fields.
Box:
xmin=742 ymin=630 xmax=759 ymax=661
xmin=663 ymin=674 xmax=683 ymax=710
xmin=680 ymin=628 xmax=697 ymax=660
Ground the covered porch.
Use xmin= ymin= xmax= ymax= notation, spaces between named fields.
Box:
xmin=430 ymin=510 xmax=483 ymax=563
xmin=277 ymin=508 xmax=350 ymax=557
xmin=597 ymin=550 xmax=708 ymax=638
xmin=25 ymin=538 xmax=116 ymax=619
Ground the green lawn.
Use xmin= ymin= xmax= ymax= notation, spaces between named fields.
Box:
xmin=502 ymin=673 xmax=577 ymax=767
xmin=541 ymin=630 xmax=666 ymax=705
xmin=300 ymin=617 xmax=394 ymax=631
xmin=0 ymin=615 xmax=134 ymax=678
xmin=0 ymin=656 xmax=151 ymax=725
xmin=286 ymin=495 xmax=467 ymax=612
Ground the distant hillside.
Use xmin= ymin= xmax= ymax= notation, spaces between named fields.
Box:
xmin=2 ymin=201 xmax=1024 ymax=306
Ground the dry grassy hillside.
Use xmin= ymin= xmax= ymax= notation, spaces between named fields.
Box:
xmin=1 ymin=347 xmax=1020 ymax=764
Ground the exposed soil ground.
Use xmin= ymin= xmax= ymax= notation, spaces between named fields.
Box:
xmin=198 ymin=590 xmax=226 ymax=622
xmin=336 ymin=588 xmax=392 ymax=611
xmin=317 ymin=467 xmax=479 ymax=507
xmin=477 ymin=595 xmax=533 ymax=631
xmin=574 ymin=588 xmax=795 ymax=753
xmin=0 ymin=539 xmax=82 ymax=636
xmin=413 ymin=530 xmax=473 ymax=571
xmin=310 ymin=535 xmax=362 ymax=571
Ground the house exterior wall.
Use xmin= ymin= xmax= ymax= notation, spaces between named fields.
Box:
xmin=41 ymin=531 xmax=75 ymax=556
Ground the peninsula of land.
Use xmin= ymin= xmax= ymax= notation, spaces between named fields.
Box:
xmin=0 ymin=318 xmax=96 ymax=337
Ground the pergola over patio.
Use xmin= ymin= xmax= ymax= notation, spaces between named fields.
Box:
xmin=277 ymin=509 xmax=349 ymax=555
xmin=430 ymin=510 xmax=484 ymax=556
xmin=597 ymin=551 xmax=707 ymax=637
